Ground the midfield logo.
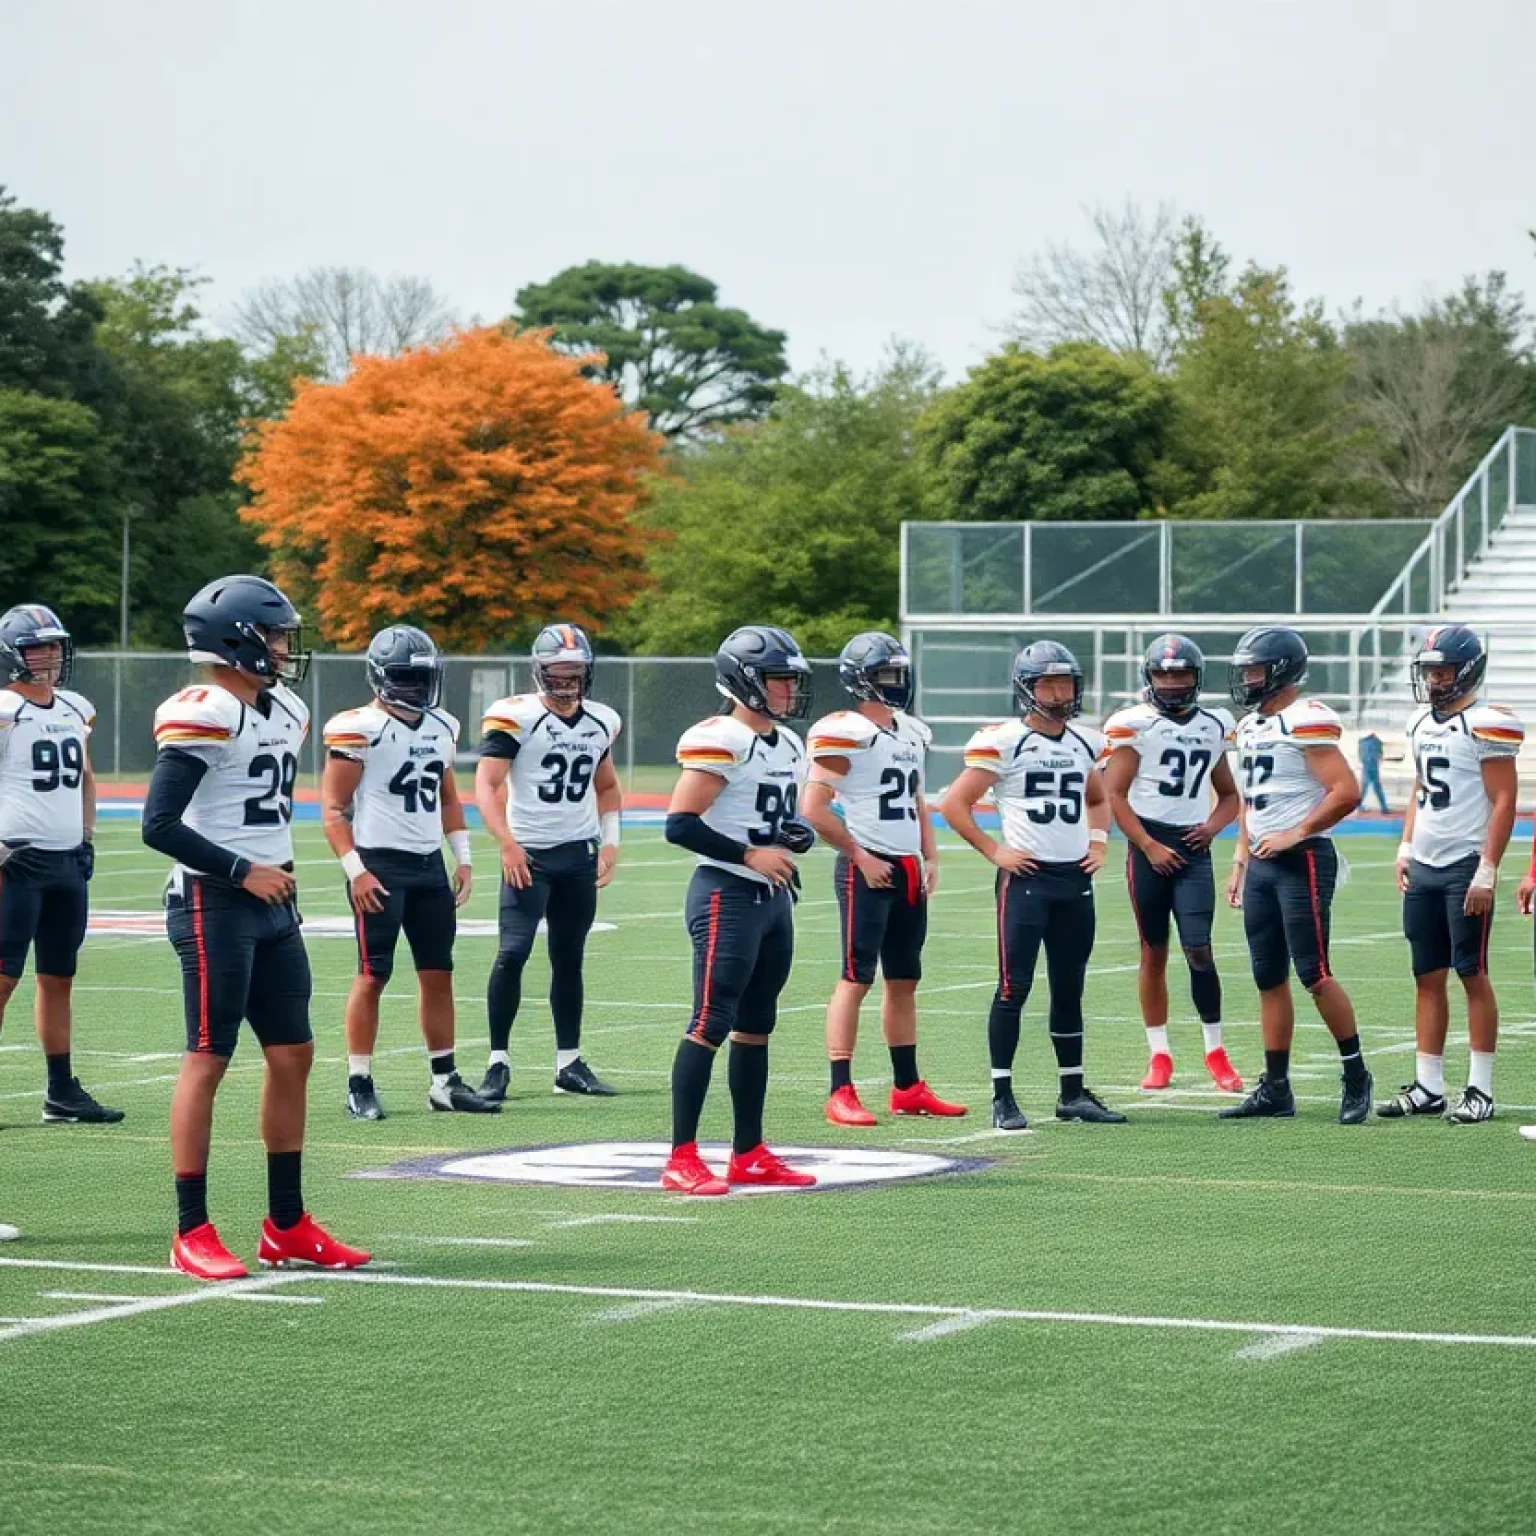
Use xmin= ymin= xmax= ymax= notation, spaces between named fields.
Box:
xmin=354 ymin=1141 xmax=991 ymax=1195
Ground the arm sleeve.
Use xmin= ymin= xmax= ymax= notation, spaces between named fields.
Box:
xmin=665 ymin=812 xmax=748 ymax=865
xmin=478 ymin=730 xmax=520 ymax=761
xmin=141 ymin=749 xmax=252 ymax=884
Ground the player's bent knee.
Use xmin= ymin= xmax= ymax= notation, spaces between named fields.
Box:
xmin=728 ymin=1030 xmax=770 ymax=1046
xmin=1183 ymin=944 xmax=1215 ymax=971
xmin=1301 ymin=969 xmax=1337 ymax=996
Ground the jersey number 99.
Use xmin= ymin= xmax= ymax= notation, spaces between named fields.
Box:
xmin=31 ymin=737 xmax=83 ymax=793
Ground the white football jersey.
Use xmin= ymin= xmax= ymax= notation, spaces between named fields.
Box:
xmin=324 ymin=702 xmax=461 ymax=855
xmin=808 ymin=709 xmax=931 ymax=856
xmin=152 ymin=682 xmax=310 ymax=875
xmin=1233 ymin=697 xmax=1342 ymax=840
xmin=676 ymin=714 xmax=806 ymax=885
xmin=0 ymin=688 xmax=95 ymax=849
xmin=1101 ymin=701 xmax=1236 ymax=828
xmin=480 ymin=695 xmax=621 ymax=849
xmin=963 ymin=719 xmax=1104 ymax=863
xmin=1408 ymin=702 xmax=1524 ymax=867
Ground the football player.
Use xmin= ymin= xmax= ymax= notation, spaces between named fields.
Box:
xmin=475 ymin=624 xmax=622 ymax=1100
xmin=803 ymin=632 xmax=962 ymax=1125
xmin=0 ymin=604 xmax=122 ymax=1123
xmin=659 ymin=625 xmax=819 ymax=1194
xmin=321 ymin=625 xmax=493 ymax=1120
xmin=1100 ymin=635 xmax=1243 ymax=1093
xmin=1381 ymin=626 xmax=1519 ymax=1123
xmin=143 ymin=575 xmax=370 ymax=1281
xmin=940 ymin=641 xmax=1126 ymax=1131
xmin=1222 ymin=627 xmax=1372 ymax=1124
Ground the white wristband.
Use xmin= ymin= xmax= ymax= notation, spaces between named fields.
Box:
xmin=448 ymin=830 xmax=472 ymax=868
xmin=1397 ymin=841 xmax=1413 ymax=863
xmin=1471 ymin=857 xmax=1498 ymax=893
xmin=601 ymin=811 xmax=621 ymax=847
xmin=341 ymin=850 xmax=366 ymax=881
xmin=1088 ymin=829 xmax=1109 ymax=846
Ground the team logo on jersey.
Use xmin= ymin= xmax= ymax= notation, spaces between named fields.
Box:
xmin=355 ymin=1141 xmax=991 ymax=1195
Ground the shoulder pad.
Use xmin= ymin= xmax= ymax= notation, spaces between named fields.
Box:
xmin=481 ymin=694 xmax=539 ymax=738
xmin=677 ymin=714 xmax=755 ymax=769
xmin=0 ymin=689 xmax=21 ymax=728
xmin=324 ymin=705 xmax=385 ymax=753
xmin=1210 ymin=706 xmax=1237 ymax=739
xmin=777 ymin=724 xmax=806 ymax=756
xmin=1285 ymin=698 xmax=1341 ymax=742
xmin=903 ymin=714 xmax=934 ymax=748
xmin=585 ymin=701 xmax=622 ymax=737
xmin=1469 ymin=704 xmax=1525 ymax=746
xmin=1071 ymin=724 xmax=1106 ymax=758
xmin=57 ymin=689 xmax=96 ymax=727
xmin=154 ymin=685 xmax=241 ymax=745
xmin=431 ymin=708 xmax=462 ymax=743
xmin=808 ymin=711 xmax=877 ymax=756
xmin=1102 ymin=705 xmax=1150 ymax=746
xmin=963 ymin=720 xmax=1011 ymax=771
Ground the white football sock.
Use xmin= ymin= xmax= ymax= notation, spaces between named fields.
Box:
xmin=556 ymin=1048 xmax=581 ymax=1072
xmin=487 ymin=1050 xmax=511 ymax=1068
xmin=1145 ymin=1025 xmax=1170 ymax=1057
xmin=1415 ymin=1052 xmax=1445 ymax=1096
xmin=1201 ymin=1023 xmax=1223 ymax=1054
xmin=348 ymin=1054 xmax=371 ymax=1078
xmin=1468 ymin=1050 xmax=1495 ymax=1097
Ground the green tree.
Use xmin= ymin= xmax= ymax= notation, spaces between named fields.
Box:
xmin=513 ymin=262 xmax=788 ymax=440
xmin=915 ymin=343 xmax=1175 ymax=523
xmin=621 ymin=347 xmax=939 ymax=654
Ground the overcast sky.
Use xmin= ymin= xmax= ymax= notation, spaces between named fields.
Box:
xmin=6 ymin=0 xmax=1533 ymax=380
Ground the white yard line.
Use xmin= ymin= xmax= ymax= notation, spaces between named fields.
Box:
xmin=1236 ymin=1331 xmax=1327 ymax=1360
xmin=898 ymin=1311 xmax=996 ymax=1342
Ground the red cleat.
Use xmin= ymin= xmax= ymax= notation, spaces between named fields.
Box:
xmin=826 ymin=1084 xmax=878 ymax=1126
xmin=1141 ymin=1053 xmax=1174 ymax=1090
xmin=727 ymin=1144 xmax=817 ymax=1188
xmin=890 ymin=1080 xmax=969 ymax=1117
xmin=171 ymin=1221 xmax=249 ymax=1282
xmin=1205 ymin=1048 xmax=1244 ymax=1094
xmin=257 ymin=1213 xmax=371 ymax=1270
xmin=660 ymin=1143 xmax=730 ymax=1196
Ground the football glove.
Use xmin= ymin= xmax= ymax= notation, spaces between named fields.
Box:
xmin=774 ymin=820 xmax=816 ymax=856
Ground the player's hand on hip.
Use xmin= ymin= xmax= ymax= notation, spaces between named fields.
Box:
xmin=244 ymin=864 xmax=297 ymax=905
xmin=991 ymin=846 xmax=1037 ymax=876
xmin=500 ymin=840 xmax=532 ymax=889
xmin=452 ymin=864 xmax=473 ymax=908
xmin=349 ymin=869 xmax=389 ymax=914
xmin=1182 ymin=822 xmax=1216 ymax=853
xmin=597 ymin=845 xmax=618 ymax=889
xmin=1252 ymin=828 xmax=1300 ymax=860
xmin=852 ymin=848 xmax=893 ymax=888
xmin=1144 ymin=840 xmax=1186 ymax=875
xmin=1225 ymin=860 xmax=1246 ymax=909
xmin=744 ymin=846 xmax=796 ymax=888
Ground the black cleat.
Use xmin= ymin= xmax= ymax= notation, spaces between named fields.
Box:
xmin=478 ymin=1061 xmax=511 ymax=1103
xmin=1375 ymin=1081 xmax=1446 ymax=1119
xmin=42 ymin=1078 xmax=124 ymax=1124
xmin=1339 ymin=1069 xmax=1373 ymax=1126
xmin=1056 ymin=1087 xmax=1127 ymax=1124
xmin=346 ymin=1074 xmax=386 ymax=1121
xmin=428 ymin=1072 xmax=501 ymax=1113
xmin=991 ymin=1091 xmax=1029 ymax=1132
xmin=1445 ymin=1084 xmax=1495 ymax=1124
xmin=553 ymin=1059 xmax=618 ymax=1096
xmin=1217 ymin=1074 xmax=1295 ymax=1119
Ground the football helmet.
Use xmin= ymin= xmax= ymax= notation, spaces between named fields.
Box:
xmin=367 ymin=625 xmax=443 ymax=715
xmin=1228 ymin=627 xmax=1307 ymax=708
xmin=1142 ymin=633 xmax=1204 ymax=716
xmin=533 ymin=624 xmax=594 ymax=707
xmin=1013 ymin=640 xmax=1083 ymax=722
xmin=715 ymin=625 xmax=812 ymax=721
xmin=1411 ymin=624 xmax=1486 ymax=715
xmin=182 ymin=575 xmax=309 ymax=685
xmin=0 ymin=604 xmax=74 ymax=688
xmin=837 ymin=631 xmax=912 ymax=711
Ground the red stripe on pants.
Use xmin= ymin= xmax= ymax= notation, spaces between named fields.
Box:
xmin=1305 ymin=849 xmax=1331 ymax=982
xmin=689 ymin=891 xmax=723 ymax=1040
xmin=192 ymin=882 xmax=211 ymax=1051
xmin=997 ymin=872 xmax=1012 ymax=1000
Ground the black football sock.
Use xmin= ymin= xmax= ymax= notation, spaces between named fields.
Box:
xmin=670 ymin=1037 xmax=716 ymax=1148
xmin=175 ymin=1171 xmax=209 ymax=1235
xmin=1336 ymin=1034 xmax=1368 ymax=1086
xmin=727 ymin=1039 xmax=769 ymax=1155
xmin=266 ymin=1151 xmax=304 ymax=1231
xmin=45 ymin=1052 xmax=72 ymax=1096
xmin=1049 ymin=1015 xmax=1085 ymax=1101
xmin=1264 ymin=1048 xmax=1291 ymax=1085
xmin=987 ymin=999 xmax=1023 ymax=1074
xmin=428 ymin=1049 xmax=456 ymax=1081
xmin=486 ymin=950 xmax=525 ymax=1053
xmin=991 ymin=1073 xmax=1013 ymax=1101
xmin=830 ymin=1058 xmax=853 ymax=1093
xmin=1188 ymin=964 xmax=1222 ymax=1025
xmin=889 ymin=1043 xmax=920 ymax=1091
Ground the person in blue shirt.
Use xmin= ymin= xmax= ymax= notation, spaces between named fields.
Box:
xmin=1358 ymin=730 xmax=1389 ymax=813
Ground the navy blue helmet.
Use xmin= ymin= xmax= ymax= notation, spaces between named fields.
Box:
xmin=715 ymin=625 xmax=812 ymax=721
xmin=182 ymin=575 xmax=309 ymax=686
xmin=532 ymin=623 xmax=595 ymax=707
xmin=1013 ymin=640 xmax=1083 ymax=722
xmin=1412 ymin=624 xmax=1487 ymax=714
xmin=838 ymin=630 xmax=912 ymax=711
xmin=1228 ymin=627 xmax=1307 ymax=709
xmin=0 ymin=604 xmax=73 ymax=688
xmin=1143 ymin=633 xmax=1204 ymax=716
xmin=367 ymin=625 xmax=443 ymax=714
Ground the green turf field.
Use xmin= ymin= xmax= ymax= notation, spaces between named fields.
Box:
xmin=4 ymin=819 xmax=1535 ymax=1535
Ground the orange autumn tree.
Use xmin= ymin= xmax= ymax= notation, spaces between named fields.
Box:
xmin=237 ymin=326 xmax=664 ymax=649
